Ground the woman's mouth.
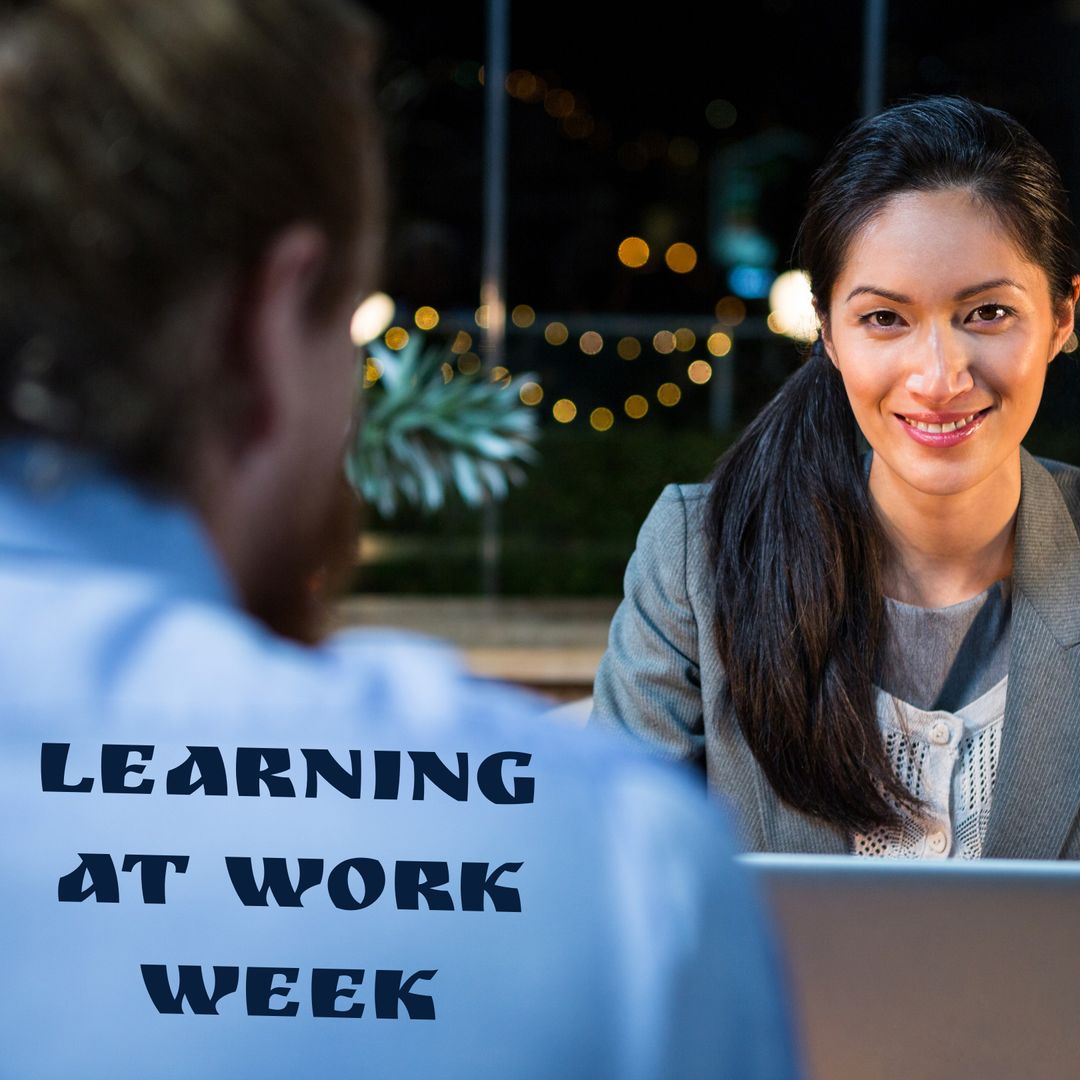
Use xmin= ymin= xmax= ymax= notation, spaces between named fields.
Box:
xmin=896 ymin=407 xmax=991 ymax=446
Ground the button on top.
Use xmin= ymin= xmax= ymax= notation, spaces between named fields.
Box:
xmin=930 ymin=720 xmax=950 ymax=746
xmin=927 ymin=830 xmax=948 ymax=854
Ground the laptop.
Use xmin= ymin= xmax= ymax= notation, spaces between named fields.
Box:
xmin=738 ymin=854 xmax=1080 ymax=1080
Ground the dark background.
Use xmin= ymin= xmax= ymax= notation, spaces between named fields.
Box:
xmin=356 ymin=1 xmax=1080 ymax=594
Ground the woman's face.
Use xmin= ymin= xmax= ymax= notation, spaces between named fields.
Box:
xmin=822 ymin=188 xmax=1076 ymax=504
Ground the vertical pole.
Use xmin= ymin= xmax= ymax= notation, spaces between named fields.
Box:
xmin=480 ymin=0 xmax=509 ymax=597
xmin=709 ymin=346 xmax=734 ymax=432
xmin=861 ymin=0 xmax=887 ymax=118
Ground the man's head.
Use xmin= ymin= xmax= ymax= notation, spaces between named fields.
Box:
xmin=0 ymin=0 xmax=383 ymax=639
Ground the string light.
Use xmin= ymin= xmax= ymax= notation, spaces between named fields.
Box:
xmin=384 ymin=326 xmax=409 ymax=351
xmin=553 ymin=399 xmax=577 ymax=423
xmin=715 ymin=296 xmax=747 ymax=326
xmin=590 ymin=407 xmax=614 ymax=432
xmin=674 ymin=327 xmax=696 ymax=352
xmin=414 ymin=305 xmax=439 ymax=331
xmin=707 ymin=332 xmax=732 ymax=357
xmin=688 ymin=360 xmax=713 ymax=384
xmin=544 ymin=89 xmax=576 ymax=118
xmin=579 ymin=331 xmax=603 ymax=355
xmin=617 ymin=237 xmax=650 ymax=268
xmin=653 ymin=330 xmax=675 ymax=355
xmin=545 ymin=321 xmax=569 ymax=345
xmin=519 ymin=381 xmax=543 ymax=406
xmin=706 ymin=99 xmax=737 ymax=129
xmin=665 ymin=243 xmax=698 ymax=274
xmin=657 ymin=382 xmax=682 ymax=406
xmin=511 ymin=304 xmax=536 ymax=328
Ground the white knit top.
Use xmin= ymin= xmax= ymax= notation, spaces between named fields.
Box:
xmin=852 ymin=676 xmax=1006 ymax=859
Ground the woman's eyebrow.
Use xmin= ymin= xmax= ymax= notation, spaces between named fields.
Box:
xmin=844 ymin=285 xmax=910 ymax=303
xmin=843 ymin=277 xmax=1026 ymax=304
xmin=953 ymin=277 xmax=1025 ymax=300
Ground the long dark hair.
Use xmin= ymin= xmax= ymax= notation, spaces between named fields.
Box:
xmin=707 ymin=97 xmax=1078 ymax=831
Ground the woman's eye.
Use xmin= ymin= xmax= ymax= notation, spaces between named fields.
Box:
xmin=860 ymin=310 xmax=900 ymax=328
xmin=969 ymin=304 xmax=1010 ymax=323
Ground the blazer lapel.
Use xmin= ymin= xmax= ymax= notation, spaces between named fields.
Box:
xmin=983 ymin=451 xmax=1080 ymax=859
xmin=756 ymin=769 xmax=850 ymax=854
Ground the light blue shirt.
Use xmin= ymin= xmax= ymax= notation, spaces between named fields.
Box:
xmin=0 ymin=440 xmax=798 ymax=1079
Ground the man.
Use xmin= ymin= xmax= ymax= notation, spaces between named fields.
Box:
xmin=0 ymin=2 xmax=798 ymax=1076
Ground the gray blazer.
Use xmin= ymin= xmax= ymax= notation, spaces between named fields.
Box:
xmin=590 ymin=449 xmax=1080 ymax=859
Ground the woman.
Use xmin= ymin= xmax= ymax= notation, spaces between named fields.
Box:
xmin=591 ymin=97 xmax=1080 ymax=860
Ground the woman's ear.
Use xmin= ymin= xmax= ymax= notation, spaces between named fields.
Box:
xmin=1050 ymin=274 xmax=1080 ymax=361
xmin=814 ymin=302 xmax=837 ymax=366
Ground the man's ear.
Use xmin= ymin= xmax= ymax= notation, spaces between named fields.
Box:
xmin=225 ymin=224 xmax=329 ymax=453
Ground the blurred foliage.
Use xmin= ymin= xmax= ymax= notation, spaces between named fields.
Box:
xmin=353 ymin=427 xmax=732 ymax=595
xmin=347 ymin=335 xmax=538 ymax=517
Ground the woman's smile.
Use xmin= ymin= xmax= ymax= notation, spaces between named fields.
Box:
xmin=896 ymin=407 xmax=991 ymax=446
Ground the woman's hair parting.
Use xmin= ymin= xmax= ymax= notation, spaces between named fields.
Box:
xmin=706 ymin=96 xmax=1077 ymax=831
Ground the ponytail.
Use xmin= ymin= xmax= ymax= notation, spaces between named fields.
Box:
xmin=706 ymin=342 xmax=918 ymax=831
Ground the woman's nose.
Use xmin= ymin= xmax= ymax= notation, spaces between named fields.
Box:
xmin=905 ymin=324 xmax=975 ymax=402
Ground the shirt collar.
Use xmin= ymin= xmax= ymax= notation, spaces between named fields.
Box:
xmin=0 ymin=438 xmax=236 ymax=609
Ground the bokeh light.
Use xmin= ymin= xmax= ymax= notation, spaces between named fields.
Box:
xmin=707 ymin=332 xmax=732 ymax=357
xmin=458 ymin=352 xmax=481 ymax=375
xmin=665 ymin=242 xmax=698 ymax=274
xmin=350 ymin=291 xmax=395 ymax=346
xmin=545 ymin=321 xmax=569 ymax=345
xmin=590 ymin=407 xmax=614 ymax=432
xmin=506 ymin=70 xmax=543 ymax=101
xmin=490 ymin=366 xmax=512 ymax=386
xmin=544 ymin=89 xmax=576 ymax=118
xmin=1064 ymin=332 xmax=1079 ymax=354
xmin=384 ymin=326 xmax=409 ymax=351
xmin=451 ymin=330 xmax=473 ymax=354
xmin=553 ymin=398 xmax=577 ymax=423
xmin=579 ymin=331 xmax=604 ymax=355
xmin=414 ymin=305 xmax=439 ymax=331
xmin=653 ymin=330 xmax=676 ymax=355
xmin=768 ymin=269 xmax=818 ymax=342
xmin=674 ymin=327 xmax=696 ymax=352
xmin=562 ymin=112 xmax=595 ymax=139
xmin=617 ymin=336 xmax=642 ymax=360
xmin=706 ymin=99 xmax=737 ymax=129
xmin=440 ymin=362 xmax=454 ymax=384
xmin=519 ymin=381 xmax=544 ymax=406
xmin=624 ymin=395 xmax=648 ymax=419
xmin=657 ymin=382 xmax=682 ymax=407
xmin=617 ymin=236 xmax=650 ymax=269
xmin=688 ymin=360 xmax=713 ymax=384
xmin=715 ymin=296 xmax=747 ymax=326
xmin=668 ymin=136 xmax=700 ymax=168
xmin=511 ymin=304 xmax=536 ymax=328
xmin=363 ymin=358 xmax=382 ymax=386
xmin=474 ymin=305 xmax=490 ymax=329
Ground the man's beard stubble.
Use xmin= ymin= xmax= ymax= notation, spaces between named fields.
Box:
xmin=244 ymin=471 xmax=361 ymax=646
